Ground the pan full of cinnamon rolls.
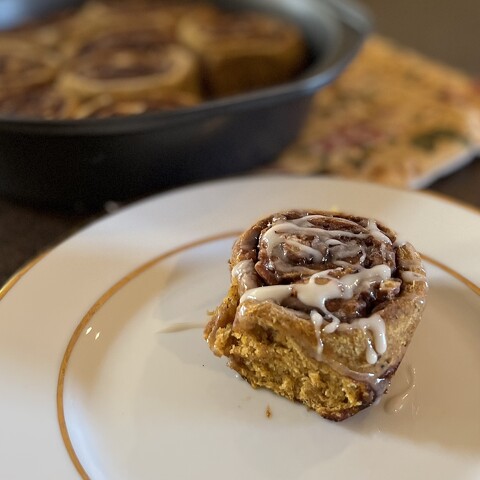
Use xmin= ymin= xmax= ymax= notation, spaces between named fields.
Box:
xmin=0 ymin=0 xmax=370 ymax=209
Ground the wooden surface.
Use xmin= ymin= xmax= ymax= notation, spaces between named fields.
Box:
xmin=0 ymin=0 xmax=479 ymax=286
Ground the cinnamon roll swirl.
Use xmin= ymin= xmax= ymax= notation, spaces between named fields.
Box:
xmin=205 ymin=211 xmax=427 ymax=421
xmin=0 ymin=40 xmax=58 ymax=94
xmin=68 ymin=28 xmax=173 ymax=59
xmin=0 ymin=85 xmax=74 ymax=119
xmin=69 ymin=0 xmax=177 ymax=43
xmin=177 ymin=8 xmax=307 ymax=96
xmin=0 ymin=9 xmax=77 ymax=50
xmin=60 ymin=39 xmax=200 ymax=100
xmin=73 ymin=91 xmax=199 ymax=118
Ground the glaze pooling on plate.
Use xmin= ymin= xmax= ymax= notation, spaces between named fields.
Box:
xmin=383 ymin=364 xmax=416 ymax=415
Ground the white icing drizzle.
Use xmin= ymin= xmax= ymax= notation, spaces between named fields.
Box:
xmin=323 ymin=356 xmax=390 ymax=396
xmin=241 ymin=284 xmax=293 ymax=304
xmin=241 ymin=266 xmax=390 ymax=364
xmin=322 ymin=316 xmax=340 ymax=334
xmin=365 ymin=338 xmax=378 ymax=364
xmin=366 ymin=219 xmax=392 ymax=245
xmin=299 ymin=265 xmax=391 ymax=310
xmin=384 ymin=364 xmax=416 ymax=414
xmin=263 ymin=220 xmax=368 ymax=258
xmin=338 ymin=313 xmax=387 ymax=364
xmin=310 ymin=310 xmax=324 ymax=357
xmin=330 ymin=242 xmax=366 ymax=263
xmin=231 ymin=259 xmax=260 ymax=295
xmin=259 ymin=215 xmax=395 ymax=275
xmin=241 ymin=265 xmax=391 ymax=306
xmin=239 ymin=214 xmax=397 ymax=365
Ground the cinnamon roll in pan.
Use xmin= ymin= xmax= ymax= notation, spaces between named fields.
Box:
xmin=60 ymin=43 xmax=201 ymax=100
xmin=0 ymin=9 xmax=78 ymax=50
xmin=205 ymin=211 xmax=427 ymax=421
xmin=66 ymin=27 xmax=174 ymax=59
xmin=74 ymin=91 xmax=200 ymax=119
xmin=177 ymin=9 xmax=307 ymax=96
xmin=0 ymin=0 xmax=370 ymax=209
xmin=0 ymin=86 xmax=75 ymax=120
xmin=0 ymin=40 xmax=58 ymax=94
xmin=69 ymin=0 xmax=177 ymax=42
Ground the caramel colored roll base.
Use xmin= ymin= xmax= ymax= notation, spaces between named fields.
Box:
xmin=205 ymin=210 xmax=428 ymax=421
xmin=0 ymin=86 xmax=75 ymax=119
xmin=177 ymin=9 xmax=307 ymax=96
xmin=0 ymin=40 xmax=58 ymax=94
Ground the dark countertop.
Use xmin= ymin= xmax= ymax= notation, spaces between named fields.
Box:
xmin=1 ymin=0 xmax=479 ymax=286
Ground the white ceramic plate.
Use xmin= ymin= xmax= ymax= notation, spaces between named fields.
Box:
xmin=0 ymin=176 xmax=479 ymax=480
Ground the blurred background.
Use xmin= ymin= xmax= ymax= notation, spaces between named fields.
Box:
xmin=363 ymin=0 xmax=479 ymax=75
xmin=0 ymin=0 xmax=479 ymax=284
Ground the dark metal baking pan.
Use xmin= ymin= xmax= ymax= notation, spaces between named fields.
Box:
xmin=0 ymin=0 xmax=371 ymax=211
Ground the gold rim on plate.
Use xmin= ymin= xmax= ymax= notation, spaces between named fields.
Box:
xmin=0 ymin=182 xmax=478 ymax=300
xmin=52 ymin=233 xmax=478 ymax=480
xmin=0 ymin=184 xmax=478 ymax=479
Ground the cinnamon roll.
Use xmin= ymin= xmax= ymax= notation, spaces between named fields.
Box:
xmin=69 ymin=0 xmax=177 ymax=43
xmin=177 ymin=8 xmax=307 ymax=96
xmin=0 ymin=85 xmax=74 ymax=119
xmin=73 ymin=91 xmax=199 ymax=118
xmin=0 ymin=9 xmax=77 ymax=50
xmin=0 ymin=40 xmax=58 ymax=94
xmin=205 ymin=211 xmax=427 ymax=421
xmin=60 ymin=40 xmax=200 ymax=100
xmin=69 ymin=28 xmax=173 ymax=58
xmin=64 ymin=2 xmax=218 ymax=56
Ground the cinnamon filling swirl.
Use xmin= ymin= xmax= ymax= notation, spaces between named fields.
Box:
xmin=0 ymin=41 xmax=58 ymax=93
xmin=74 ymin=29 xmax=173 ymax=58
xmin=200 ymin=12 xmax=288 ymax=41
xmin=74 ymin=51 xmax=173 ymax=80
xmin=231 ymin=211 xmax=424 ymax=364
xmin=0 ymin=86 xmax=72 ymax=119
xmin=0 ymin=1 xmax=308 ymax=117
